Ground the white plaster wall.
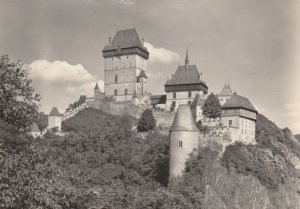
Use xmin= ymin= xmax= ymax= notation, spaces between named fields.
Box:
xmin=166 ymin=90 xmax=204 ymax=111
xmin=48 ymin=116 xmax=61 ymax=131
xmin=169 ymin=130 xmax=199 ymax=177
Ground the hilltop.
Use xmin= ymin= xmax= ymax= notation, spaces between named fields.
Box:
xmin=1 ymin=108 xmax=300 ymax=208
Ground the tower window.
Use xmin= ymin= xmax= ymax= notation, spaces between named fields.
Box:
xmin=124 ymin=89 xmax=128 ymax=95
xmin=188 ymin=91 xmax=192 ymax=98
xmin=179 ymin=141 xmax=183 ymax=147
xmin=188 ymin=101 xmax=191 ymax=104
xmin=115 ymin=75 xmax=118 ymax=83
xmin=229 ymin=120 xmax=232 ymax=127
xmin=173 ymin=92 xmax=176 ymax=99
xmin=114 ymin=89 xmax=117 ymax=96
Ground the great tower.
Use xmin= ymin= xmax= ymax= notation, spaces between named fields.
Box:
xmin=102 ymin=28 xmax=149 ymax=101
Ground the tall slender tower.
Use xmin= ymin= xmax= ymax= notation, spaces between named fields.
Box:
xmin=169 ymin=104 xmax=199 ymax=177
xmin=102 ymin=28 xmax=149 ymax=101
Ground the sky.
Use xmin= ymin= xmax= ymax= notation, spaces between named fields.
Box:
xmin=1 ymin=0 xmax=300 ymax=134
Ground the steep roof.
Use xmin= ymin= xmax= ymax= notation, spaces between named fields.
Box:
xmin=151 ymin=95 xmax=166 ymax=105
xmin=94 ymin=83 xmax=100 ymax=90
xmin=30 ymin=122 xmax=40 ymax=132
xmin=49 ymin=107 xmax=60 ymax=116
xmin=103 ymin=28 xmax=149 ymax=54
xmin=191 ymin=94 xmax=204 ymax=107
xmin=165 ymin=65 xmax=206 ymax=86
xmin=219 ymin=84 xmax=233 ymax=96
xmin=170 ymin=105 xmax=199 ymax=131
xmin=222 ymin=93 xmax=257 ymax=112
xmin=138 ymin=70 xmax=147 ymax=78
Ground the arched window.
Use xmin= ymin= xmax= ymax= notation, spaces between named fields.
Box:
xmin=124 ymin=89 xmax=128 ymax=95
xmin=114 ymin=89 xmax=117 ymax=96
xmin=115 ymin=75 xmax=118 ymax=83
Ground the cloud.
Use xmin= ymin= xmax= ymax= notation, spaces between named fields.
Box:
xmin=144 ymin=42 xmax=180 ymax=64
xmin=95 ymin=0 xmax=135 ymax=6
xmin=66 ymin=80 xmax=104 ymax=97
xmin=29 ymin=60 xmax=94 ymax=83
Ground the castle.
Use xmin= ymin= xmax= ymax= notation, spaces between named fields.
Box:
xmin=41 ymin=28 xmax=258 ymax=178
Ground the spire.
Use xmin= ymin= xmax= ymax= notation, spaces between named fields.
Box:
xmin=94 ymin=83 xmax=100 ymax=90
xmin=185 ymin=46 xmax=189 ymax=68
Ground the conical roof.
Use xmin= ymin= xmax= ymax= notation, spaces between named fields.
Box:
xmin=30 ymin=122 xmax=40 ymax=132
xmin=49 ymin=107 xmax=60 ymax=116
xmin=170 ymin=105 xmax=198 ymax=131
xmin=219 ymin=84 xmax=233 ymax=96
xmin=94 ymin=83 xmax=100 ymax=90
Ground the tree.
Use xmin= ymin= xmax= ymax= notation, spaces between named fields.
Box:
xmin=202 ymin=93 xmax=222 ymax=118
xmin=0 ymin=55 xmax=40 ymax=128
xmin=137 ymin=109 xmax=156 ymax=132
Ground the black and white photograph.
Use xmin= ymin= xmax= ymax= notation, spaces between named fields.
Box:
xmin=1 ymin=0 xmax=300 ymax=208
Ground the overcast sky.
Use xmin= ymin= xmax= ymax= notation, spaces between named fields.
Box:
xmin=1 ymin=0 xmax=300 ymax=134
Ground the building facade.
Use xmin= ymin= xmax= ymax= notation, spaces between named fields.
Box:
xmin=102 ymin=28 xmax=149 ymax=101
xmin=190 ymin=94 xmax=205 ymax=122
xmin=221 ymin=93 xmax=257 ymax=143
xmin=164 ymin=49 xmax=208 ymax=111
xmin=169 ymin=104 xmax=199 ymax=177
xmin=48 ymin=107 xmax=62 ymax=131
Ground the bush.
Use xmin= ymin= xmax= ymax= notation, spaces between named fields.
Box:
xmin=137 ymin=109 xmax=156 ymax=132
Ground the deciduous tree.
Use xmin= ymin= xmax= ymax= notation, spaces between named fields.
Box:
xmin=0 ymin=55 xmax=40 ymax=128
xmin=202 ymin=93 xmax=222 ymax=119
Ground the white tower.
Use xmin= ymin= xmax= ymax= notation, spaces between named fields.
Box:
xmin=48 ymin=107 xmax=61 ymax=132
xmin=169 ymin=105 xmax=199 ymax=177
xmin=102 ymin=28 xmax=149 ymax=101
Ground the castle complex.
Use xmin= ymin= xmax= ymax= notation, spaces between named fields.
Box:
xmin=43 ymin=28 xmax=258 ymax=178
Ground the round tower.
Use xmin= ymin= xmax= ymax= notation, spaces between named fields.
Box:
xmin=169 ymin=104 xmax=199 ymax=178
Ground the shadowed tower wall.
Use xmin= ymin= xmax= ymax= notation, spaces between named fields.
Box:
xmin=169 ymin=104 xmax=200 ymax=177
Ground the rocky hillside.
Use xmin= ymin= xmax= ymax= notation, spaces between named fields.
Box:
xmin=176 ymin=113 xmax=300 ymax=209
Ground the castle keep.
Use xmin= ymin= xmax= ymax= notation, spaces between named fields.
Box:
xmin=102 ymin=28 xmax=149 ymax=101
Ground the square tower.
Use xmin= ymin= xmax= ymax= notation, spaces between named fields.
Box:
xmin=102 ymin=28 xmax=149 ymax=101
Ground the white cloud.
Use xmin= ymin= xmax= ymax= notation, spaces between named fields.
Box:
xmin=144 ymin=42 xmax=180 ymax=64
xmin=29 ymin=60 xmax=94 ymax=83
xmin=66 ymin=80 xmax=104 ymax=97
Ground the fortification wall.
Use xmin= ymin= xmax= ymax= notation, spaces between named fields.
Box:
xmin=153 ymin=111 xmax=176 ymax=129
xmin=88 ymin=92 xmax=143 ymax=118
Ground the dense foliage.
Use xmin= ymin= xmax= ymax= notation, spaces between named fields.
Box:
xmin=137 ymin=109 xmax=156 ymax=132
xmin=202 ymin=93 xmax=222 ymax=119
xmin=0 ymin=55 xmax=40 ymax=128
xmin=66 ymin=95 xmax=86 ymax=112
xmin=221 ymin=113 xmax=298 ymax=191
xmin=0 ymin=120 xmax=86 ymax=209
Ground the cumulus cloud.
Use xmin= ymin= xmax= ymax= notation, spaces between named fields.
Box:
xmin=29 ymin=60 xmax=94 ymax=83
xmin=66 ymin=80 xmax=104 ymax=97
xmin=144 ymin=42 xmax=180 ymax=64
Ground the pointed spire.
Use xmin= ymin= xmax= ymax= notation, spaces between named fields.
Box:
xmin=94 ymin=83 xmax=100 ymax=90
xmin=185 ymin=46 xmax=189 ymax=68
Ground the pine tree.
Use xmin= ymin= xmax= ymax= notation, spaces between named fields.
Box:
xmin=202 ymin=93 xmax=222 ymax=118
xmin=137 ymin=109 xmax=156 ymax=132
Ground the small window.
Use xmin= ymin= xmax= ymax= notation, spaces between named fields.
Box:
xmin=179 ymin=141 xmax=183 ymax=147
xmin=130 ymin=62 xmax=131 ymax=68
xmin=124 ymin=89 xmax=128 ymax=95
xmin=114 ymin=89 xmax=117 ymax=96
xmin=229 ymin=120 xmax=232 ymax=127
xmin=173 ymin=92 xmax=176 ymax=99
xmin=115 ymin=75 xmax=118 ymax=83
xmin=188 ymin=101 xmax=191 ymax=104
xmin=188 ymin=91 xmax=192 ymax=98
